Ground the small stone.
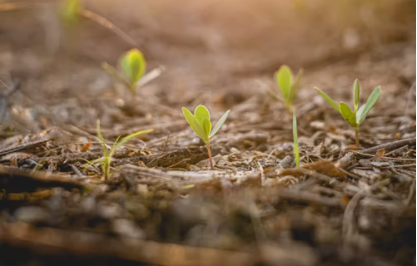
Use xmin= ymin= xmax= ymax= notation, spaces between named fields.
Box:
xmin=97 ymin=203 xmax=122 ymax=219
xmin=112 ymin=219 xmax=145 ymax=239
xmin=14 ymin=206 xmax=49 ymax=224
xmin=81 ymin=196 xmax=96 ymax=213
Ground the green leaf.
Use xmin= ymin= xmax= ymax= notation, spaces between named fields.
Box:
xmin=109 ymin=129 xmax=153 ymax=158
xmin=266 ymin=88 xmax=285 ymax=103
xmin=202 ymin=119 xmax=212 ymax=137
xmin=290 ymin=69 xmax=303 ymax=102
xmin=353 ymin=79 xmax=360 ymax=112
xmin=194 ymin=105 xmax=210 ymax=126
xmin=111 ymin=136 xmax=121 ymax=152
xmin=116 ymin=129 xmax=153 ymax=150
xmin=293 ymin=110 xmax=300 ymax=167
xmin=356 ymin=105 xmax=366 ymax=123
xmin=315 ymin=88 xmax=340 ymax=112
xmin=120 ymin=49 xmax=146 ymax=84
xmin=275 ymin=65 xmax=293 ymax=101
xmin=339 ymin=102 xmax=357 ymax=127
xmin=210 ymin=110 xmax=230 ymax=138
xmin=60 ymin=0 xmax=81 ymax=24
xmin=102 ymin=62 xmax=131 ymax=88
xmin=358 ymin=86 xmax=381 ymax=123
xmin=182 ymin=107 xmax=208 ymax=141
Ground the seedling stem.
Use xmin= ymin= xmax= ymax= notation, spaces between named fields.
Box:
xmin=354 ymin=126 xmax=359 ymax=148
xmin=206 ymin=141 xmax=214 ymax=170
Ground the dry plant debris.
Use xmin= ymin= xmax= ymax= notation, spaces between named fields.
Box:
xmin=0 ymin=1 xmax=415 ymax=265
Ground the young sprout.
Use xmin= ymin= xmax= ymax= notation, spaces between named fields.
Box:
xmin=102 ymin=48 xmax=146 ymax=94
xmin=86 ymin=120 xmax=153 ymax=180
xmin=60 ymin=0 xmax=81 ymax=25
xmin=293 ymin=110 xmax=300 ymax=167
xmin=315 ymin=79 xmax=381 ymax=148
xmin=182 ymin=105 xmax=230 ymax=170
xmin=270 ymin=65 xmax=303 ymax=112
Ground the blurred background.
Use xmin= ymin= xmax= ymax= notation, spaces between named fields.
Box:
xmin=0 ymin=0 xmax=415 ymax=130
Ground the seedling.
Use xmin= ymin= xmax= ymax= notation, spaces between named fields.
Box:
xmin=293 ymin=110 xmax=300 ymax=167
xmin=315 ymin=79 xmax=381 ymax=148
xmin=60 ymin=0 xmax=81 ymax=25
xmin=182 ymin=105 xmax=230 ymax=169
xmin=85 ymin=120 xmax=153 ymax=180
xmin=270 ymin=65 xmax=303 ymax=112
xmin=102 ymin=48 xmax=146 ymax=93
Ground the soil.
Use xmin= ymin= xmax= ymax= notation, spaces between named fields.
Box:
xmin=0 ymin=0 xmax=415 ymax=265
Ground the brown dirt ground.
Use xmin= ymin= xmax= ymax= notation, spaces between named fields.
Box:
xmin=0 ymin=0 xmax=415 ymax=265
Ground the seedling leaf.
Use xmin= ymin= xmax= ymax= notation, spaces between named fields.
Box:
xmin=315 ymin=88 xmax=340 ymax=112
xmin=116 ymin=130 xmax=153 ymax=149
xmin=210 ymin=110 xmax=230 ymax=138
xmin=290 ymin=69 xmax=303 ymax=101
xmin=102 ymin=62 xmax=130 ymax=88
xmin=60 ymin=0 xmax=81 ymax=24
xmin=182 ymin=107 xmax=208 ymax=141
xmin=356 ymin=105 xmax=366 ymax=123
xmin=353 ymin=79 xmax=360 ymax=111
xmin=202 ymin=119 xmax=212 ymax=137
xmin=267 ymin=89 xmax=285 ymax=103
xmin=276 ymin=65 xmax=293 ymax=101
xmin=359 ymin=86 xmax=381 ymax=123
xmin=120 ymin=49 xmax=146 ymax=84
xmin=195 ymin=105 xmax=210 ymax=125
xmin=339 ymin=102 xmax=357 ymax=127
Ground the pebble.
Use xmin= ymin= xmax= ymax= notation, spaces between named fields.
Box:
xmin=14 ymin=206 xmax=49 ymax=224
xmin=112 ymin=219 xmax=145 ymax=239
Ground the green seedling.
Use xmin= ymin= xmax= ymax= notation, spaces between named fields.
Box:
xmin=315 ymin=79 xmax=381 ymax=148
xmin=270 ymin=65 xmax=303 ymax=112
xmin=293 ymin=110 xmax=300 ymax=167
xmin=60 ymin=0 xmax=81 ymax=25
xmin=182 ymin=105 xmax=230 ymax=170
xmin=85 ymin=120 xmax=153 ymax=180
xmin=102 ymin=48 xmax=146 ymax=93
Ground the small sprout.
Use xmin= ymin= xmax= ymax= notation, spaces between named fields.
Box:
xmin=102 ymin=48 xmax=146 ymax=94
xmin=182 ymin=105 xmax=230 ymax=170
xmin=85 ymin=120 xmax=153 ymax=180
xmin=270 ymin=65 xmax=303 ymax=112
xmin=60 ymin=0 xmax=81 ymax=25
xmin=315 ymin=79 xmax=381 ymax=148
xmin=293 ymin=110 xmax=300 ymax=167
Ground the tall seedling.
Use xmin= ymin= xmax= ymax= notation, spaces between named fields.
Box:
xmin=315 ymin=79 xmax=381 ymax=148
xmin=182 ymin=105 xmax=230 ymax=169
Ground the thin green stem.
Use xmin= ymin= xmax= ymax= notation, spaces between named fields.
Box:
xmin=354 ymin=126 xmax=360 ymax=149
xmin=285 ymin=101 xmax=292 ymax=113
xmin=206 ymin=141 xmax=214 ymax=170
xmin=104 ymin=156 xmax=111 ymax=180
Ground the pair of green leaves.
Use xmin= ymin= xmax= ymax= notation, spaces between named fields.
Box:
xmin=273 ymin=65 xmax=303 ymax=111
xmin=182 ymin=105 xmax=230 ymax=143
xmin=102 ymin=49 xmax=146 ymax=93
xmin=315 ymin=79 xmax=381 ymax=128
xmin=93 ymin=120 xmax=153 ymax=179
xmin=119 ymin=49 xmax=146 ymax=86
